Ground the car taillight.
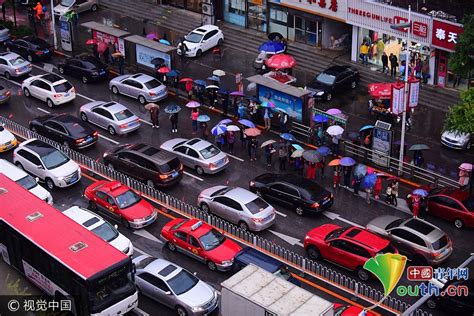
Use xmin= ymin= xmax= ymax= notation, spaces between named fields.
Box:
xmin=209 ymin=162 xmax=216 ymax=169
xmin=119 ymin=123 xmax=128 ymax=128
xmin=75 ymin=138 xmax=85 ymax=144
xmin=4 ymin=91 xmax=11 ymax=96
xmin=251 ymin=218 xmax=263 ymax=223
xmin=35 ymin=51 xmax=44 ymax=55
xmin=431 ymin=251 xmax=441 ymax=257
xmin=249 ymin=181 xmax=255 ymax=186
xmin=53 ymin=93 xmax=62 ymax=98
xmin=149 ymin=91 xmax=156 ymax=96
xmin=310 ymin=202 xmax=320 ymax=208
xmin=92 ymin=131 xmax=98 ymax=137
xmin=159 ymin=174 xmax=170 ymax=180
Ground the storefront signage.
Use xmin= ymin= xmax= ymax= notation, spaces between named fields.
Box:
xmin=279 ymin=0 xmax=347 ymax=20
xmin=92 ymin=30 xmax=126 ymax=57
xmin=135 ymin=44 xmax=171 ymax=69
xmin=408 ymin=77 xmax=419 ymax=108
xmin=347 ymin=0 xmax=431 ymax=45
xmin=390 ymin=82 xmax=405 ymax=115
xmin=372 ymin=123 xmax=392 ymax=167
xmin=258 ymin=85 xmax=303 ymax=122
xmin=431 ymin=19 xmax=463 ymax=52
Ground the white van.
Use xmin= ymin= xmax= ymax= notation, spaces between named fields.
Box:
xmin=0 ymin=159 xmax=53 ymax=204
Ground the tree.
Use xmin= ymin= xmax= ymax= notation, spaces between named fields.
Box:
xmin=443 ymin=88 xmax=474 ymax=133
xmin=449 ymin=14 xmax=474 ymax=78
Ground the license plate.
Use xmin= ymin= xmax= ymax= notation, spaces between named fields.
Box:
xmin=128 ymin=121 xmax=137 ymax=127
xmin=86 ymin=136 xmax=92 ymax=141
xmin=99 ymin=70 xmax=106 ymax=75
xmin=172 ymin=171 xmax=178 ymax=178
xmin=64 ymin=92 xmax=69 ymax=97
xmin=69 ymin=176 xmax=78 ymax=183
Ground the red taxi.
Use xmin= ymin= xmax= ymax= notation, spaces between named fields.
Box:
xmin=84 ymin=180 xmax=157 ymax=229
xmin=161 ymin=219 xmax=241 ymax=272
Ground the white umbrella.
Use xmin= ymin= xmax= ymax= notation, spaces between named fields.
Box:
xmin=260 ymin=139 xmax=276 ymax=148
xmin=326 ymin=125 xmax=344 ymax=136
xmin=226 ymin=125 xmax=240 ymax=132
xmin=213 ymin=69 xmax=226 ymax=76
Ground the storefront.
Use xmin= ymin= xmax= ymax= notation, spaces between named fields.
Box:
xmin=166 ymin=0 xmax=201 ymax=13
xmin=223 ymin=0 xmax=268 ymax=32
xmin=267 ymin=0 xmax=350 ymax=49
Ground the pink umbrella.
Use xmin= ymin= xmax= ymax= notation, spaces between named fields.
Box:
xmin=146 ymin=33 xmax=157 ymax=40
xmin=459 ymin=163 xmax=473 ymax=171
xmin=158 ymin=66 xmax=170 ymax=74
xmin=265 ymin=54 xmax=296 ymax=69
xmin=367 ymin=167 xmax=375 ymax=174
xmin=186 ymin=101 xmax=200 ymax=108
xmin=326 ymin=108 xmax=341 ymax=115
xmin=97 ymin=42 xmax=109 ymax=54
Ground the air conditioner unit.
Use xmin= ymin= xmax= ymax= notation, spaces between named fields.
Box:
xmin=201 ymin=14 xmax=215 ymax=25
xmin=202 ymin=3 xmax=214 ymax=16
xmin=202 ymin=0 xmax=212 ymax=5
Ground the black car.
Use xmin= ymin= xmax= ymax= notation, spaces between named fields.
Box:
xmin=305 ymin=65 xmax=359 ymax=101
xmin=249 ymin=173 xmax=333 ymax=216
xmin=5 ymin=36 xmax=53 ymax=62
xmin=103 ymin=143 xmax=183 ymax=188
xmin=57 ymin=55 xmax=108 ymax=84
xmin=427 ymin=279 xmax=474 ymax=313
xmin=29 ymin=114 xmax=98 ymax=149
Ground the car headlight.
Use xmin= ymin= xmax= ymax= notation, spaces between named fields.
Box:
xmin=191 ymin=306 xmax=205 ymax=312
xmin=221 ymin=259 xmax=233 ymax=266
xmin=133 ymin=218 xmax=144 ymax=223
xmin=57 ymin=176 xmax=65 ymax=181
xmin=316 ymin=91 xmax=324 ymax=96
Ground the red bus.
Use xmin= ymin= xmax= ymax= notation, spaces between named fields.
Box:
xmin=0 ymin=174 xmax=138 ymax=315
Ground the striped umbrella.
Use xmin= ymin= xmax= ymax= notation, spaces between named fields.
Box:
xmin=211 ymin=124 xmax=227 ymax=135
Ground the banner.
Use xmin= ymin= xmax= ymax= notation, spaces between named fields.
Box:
xmin=390 ymin=83 xmax=405 ymax=115
xmin=135 ymin=44 xmax=171 ymax=69
xmin=408 ymin=78 xmax=420 ymax=108
xmin=92 ymin=30 xmax=126 ymax=57
xmin=258 ymin=85 xmax=303 ymax=122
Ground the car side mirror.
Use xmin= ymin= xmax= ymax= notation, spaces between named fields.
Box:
xmin=114 ymin=224 xmax=118 ymax=229
xmin=35 ymin=177 xmax=39 ymax=182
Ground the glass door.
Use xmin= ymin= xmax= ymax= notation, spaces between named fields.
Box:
xmin=294 ymin=16 xmax=305 ymax=43
xmin=306 ymin=20 xmax=317 ymax=46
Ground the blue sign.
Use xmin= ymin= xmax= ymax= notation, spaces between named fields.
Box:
xmin=258 ymin=85 xmax=303 ymax=122
xmin=136 ymin=44 xmax=171 ymax=69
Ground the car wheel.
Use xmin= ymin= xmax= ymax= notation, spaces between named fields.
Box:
xmin=217 ymin=38 xmax=223 ymax=46
xmin=357 ymin=267 xmax=370 ymax=281
xmin=426 ymin=298 xmax=437 ymax=309
xmin=46 ymin=99 xmax=54 ymax=108
xmin=27 ymin=55 xmax=33 ymax=62
xmin=4 ymin=72 xmax=10 ymax=80
xmin=167 ymin=242 xmax=177 ymax=252
xmin=238 ymin=221 xmax=249 ymax=231
xmin=454 ymin=218 xmax=464 ymax=229
xmin=107 ymin=163 xmax=114 ymax=170
xmin=82 ymin=76 xmax=88 ymax=84
xmin=23 ymin=88 xmax=31 ymax=97
xmin=15 ymin=162 xmax=24 ymax=170
xmin=467 ymin=142 xmax=472 ymax=150
xmin=146 ymin=179 xmax=155 ymax=188
xmin=121 ymin=218 xmax=131 ymax=229
xmin=45 ymin=178 xmax=55 ymax=190
xmin=326 ymin=93 xmax=332 ymax=101
xmin=200 ymin=203 xmax=211 ymax=213
xmin=195 ymin=166 xmax=204 ymax=175
xmin=91 ymin=4 xmax=98 ymax=11
xmin=138 ymin=95 xmax=146 ymax=105
xmin=196 ymin=49 xmax=202 ymax=57
xmin=176 ymin=306 xmax=187 ymax=316
xmin=350 ymin=81 xmax=357 ymax=89
xmin=80 ymin=112 xmax=88 ymax=122
xmin=5 ymin=47 xmax=10 ymax=52
xmin=111 ymin=86 xmax=119 ymax=94
xmin=413 ymin=255 xmax=427 ymax=265
xmin=306 ymin=246 xmax=321 ymax=260
xmin=58 ymin=66 xmax=64 ymax=74
xmin=207 ymin=261 xmax=217 ymax=271
xmin=108 ymin=126 xmax=116 ymax=135
xmin=88 ymin=201 xmax=98 ymax=211
xmin=295 ymin=206 xmax=304 ymax=216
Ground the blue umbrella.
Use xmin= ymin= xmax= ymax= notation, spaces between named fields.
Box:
xmin=167 ymin=69 xmax=180 ymax=77
xmin=164 ymin=104 xmax=181 ymax=114
xmin=197 ymin=115 xmax=210 ymax=122
xmin=194 ymin=79 xmax=206 ymax=86
xmin=313 ymin=114 xmax=328 ymax=123
xmin=362 ymin=174 xmax=377 ymax=189
xmin=340 ymin=157 xmax=356 ymax=166
xmin=292 ymin=144 xmax=304 ymax=150
xmin=354 ymin=164 xmax=368 ymax=179
xmin=258 ymin=41 xmax=285 ymax=54
xmin=359 ymin=125 xmax=374 ymax=132
xmin=207 ymin=75 xmax=220 ymax=82
xmin=238 ymin=119 xmax=256 ymax=128
xmin=211 ymin=124 xmax=227 ymax=136
xmin=412 ymin=188 xmax=429 ymax=197
xmin=218 ymin=89 xmax=229 ymax=95
xmin=219 ymin=119 xmax=233 ymax=125
xmin=280 ymin=133 xmax=296 ymax=141
xmin=316 ymin=146 xmax=331 ymax=156
xmin=159 ymin=39 xmax=171 ymax=45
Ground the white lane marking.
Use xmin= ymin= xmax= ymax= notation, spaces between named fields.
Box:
xmin=139 ymin=119 xmax=153 ymax=126
xmin=131 ymin=307 xmax=150 ymax=316
xmin=134 ymin=247 xmax=154 ymax=258
xmin=77 ymin=93 xmax=94 ymax=102
xmin=183 ymin=171 xmax=204 ymax=181
xmin=36 ymin=107 xmax=51 ymax=114
xmin=268 ymin=229 xmax=304 ymax=247
xmin=133 ymin=230 xmax=163 ymax=244
xmin=225 ymin=152 xmax=244 ymax=162
xmin=323 ymin=211 xmax=364 ymax=228
xmin=275 ymin=210 xmax=287 ymax=217
xmin=98 ymin=134 xmax=119 ymax=145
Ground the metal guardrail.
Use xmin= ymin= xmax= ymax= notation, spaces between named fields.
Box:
xmin=291 ymin=121 xmax=313 ymax=143
xmin=1 ymin=116 xmax=431 ymax=316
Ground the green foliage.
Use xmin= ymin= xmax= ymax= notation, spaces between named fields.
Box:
xmin=449 ymin=14 xmax=474 ymax=76
xmin=0 ymin=21 xmax=34 ymax=39
xmin=443 ymin=88 xmax=474 ymax=133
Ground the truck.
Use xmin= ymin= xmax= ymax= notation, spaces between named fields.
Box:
xmin=220 ymin=264 xmax=334 ymax=316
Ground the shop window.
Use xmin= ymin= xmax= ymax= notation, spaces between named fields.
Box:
xmin=269 ymin=7 xmax=287 ymax=26
xmin=229 ymin=0 xmax=245 ymax=14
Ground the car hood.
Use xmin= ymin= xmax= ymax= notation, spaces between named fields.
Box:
xmin=53 ymin=4 xmax=71 ymax=15
xmin=49 ymin=159 xmax=79 ymax=176
xmin=0 ymin=130 xmax=15 ymax=144
xmin=177 ymin=281 xmax=215 ymax=307
xmin=183 ymin=41 xmax=200 ymax=50
xmin=206 ymin=239 xmax=241 ymax=261
xmin=366 ymin=215 xmax=400 ymax=234
xmin=110 ymin=74 xmax=131 ymax=84
xmin=121 ymin=200 xmax=154 ymax=221
xmin=199 ymin=185 xmax=227 ymax=199
xmin=306 ymin=224 xmax=341 ymax=240
xmin=441 ymin=130 xmax=470 ymax=142
xmin=160 ymin=138 xmax=188 ymax=151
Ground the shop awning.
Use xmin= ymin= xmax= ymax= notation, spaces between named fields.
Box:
xmin=81 ymin=22 xmax=131 ymax=38
xmin=247 ymin=75 xmax=310 ymax=98
xmin=123 ymin=35 xmax=176 ymax=53
xmin=368 ymin=83 xmax=392 ymax=99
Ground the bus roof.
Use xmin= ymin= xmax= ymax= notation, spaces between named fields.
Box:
xmin=0 ymin=174 xmax=128 ymax=279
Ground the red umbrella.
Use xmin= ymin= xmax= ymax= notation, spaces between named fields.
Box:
xmin=179 ymin=78 xmax=193 ymax=83
xmin=368 ymin=83 xmax=392 ymax=99
xmin=97 ymin=42 xmax=109 ymax=54
xmin=158 ymin=66 xmax=170 ymax=74
xmin=86 ymin=39 xmax=98 ymax=45
xmin=265 ymin=54 xmax=296 ymax=69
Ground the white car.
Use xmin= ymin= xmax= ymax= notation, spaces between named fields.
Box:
xmin=13 ymin=138 xmax=81 ymax=190
xmin=63 ymin=206 xmax=133 ymax=256
xmin=177 ymin=25 xmax=224 ymax=57
xmin=0 ymin=159 xmax=53 ymax=204
xmin=22 ymin=73 xmax=76 ymax=108
xmin=54 ymin=0 xmax=98 ymax=16
xmin=0 ymin=124 xmax=17 ymax=152
xmin=441 ymin=130 xmax=472 ymax=150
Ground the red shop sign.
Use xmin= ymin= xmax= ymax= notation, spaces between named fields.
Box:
xmin=431 ymin=19 xmax=464 ymax=52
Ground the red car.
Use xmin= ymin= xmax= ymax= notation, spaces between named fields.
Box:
xmin=304 ymin=224 xmax=397 ymax=281
xmin=333 ymin=303 xmax=377 ymax=316
xmin=427 ymin=188 xmax=474 ymax=229
xmin=161 ymin=219 xmax=241 ymax=271
xmin=84 ymin=180 xmax=157 ymax=229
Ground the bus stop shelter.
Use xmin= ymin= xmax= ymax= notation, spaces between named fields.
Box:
xmin=81 ymin=21 xmax=130 ymax=57
xmin=123 ymin=35 xmax=176 ymax=70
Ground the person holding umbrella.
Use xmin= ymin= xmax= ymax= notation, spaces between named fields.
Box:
xmin=278 ymin=140 xmax=288 ymax=171
xmin=248 ymin=99 xmax=258 ymax=122
xmin=342 ymin=166 xmax=352 ymax=188
xmin=374 ymin=176 xmax=383 ymax=199
xmin=333 ymin=165 xmax=342 ymax=189
xmin=169 ymin=112 xmax=178 ymax=133
xmin=148 ymin=103 xmax=160 ymax=128
xmin=249 ymin=137 xmax=258 ymax=161
xmin=227 ymin=131 xmax=235 ymax=154
xmin=306 ymin=161 xmax=317 ymax=180
xmin=263 ymin=107 xmax=272 ymax=131
xmin=185 ymin=80 xmax=193 ymax=99
xmin=264 ymin=143 xmax=275 ymax=167
xmin=191 ymin=108 xmax=199 ymax=134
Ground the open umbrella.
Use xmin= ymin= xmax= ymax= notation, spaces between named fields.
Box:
xmin=194 ymin=79 xmax=206 ymax=86
xmin=292 ymin=144 xmax=304 ymax=150
xmin=227 ymin=125 xmax=240 ymax=132
xmin=230 ymin=91 xmax=245 ymax=97
xmin=266 ymin=54 xmax=296 ymax=69
xmin=291 ymin=150 xmax=304 ymax=158
xmin=158 ymin=39 xmax=171 ymax=45
xmin=179 ymin=78 xmax=193 ymax=83
xmin=213 ymin=69 xmax=226 ymax=77
xmin=167 ymin=70 xmax=180 ymax=77
xmin=328 ymin=159 xmax=340 ymax=166
xmin=244 ymin=128 xmax=261 ymax=137
xmin=326 ymin=108 xmax=341 ymax=115
xmin=85 ymin=39 xmax=98 ymax=46
xmin=261 ymin=100 xmax=275 ymax=108
xmin=207 ymin=75 xmax=220 ymax=82
xmin=238 ymin=119 xmax=256 ymax=128
xmin=359 ymin=125 xmax=374 ymax=132
xmin=219 ymin=119 xmax=233 ymax=125
xmin=206 ymin=85 xmax=220 ymax=90
xmin=412 ymin=188 xmax=429 ymax=197
xmin=316 ymin=146 xmax=332 ymax=156
xmin=460 ymin=163 xmax=473 ymax=171
xmin=164 ymin=104 xmax=181 ymax=114
xmin=354 ymin=164 xmax=368 ymax=179
xmin=326 ymin=125 xmax=344 ymax=136
xmin=97 ymin=42 xmax=108 ymax=54
xmin=302 ymin=150 xmax=322 ymax=163
xmin=197 ymin=115 xmax=210 ymax=122
xmin=340 ymin=157 xmax=356 ymax=166
xmin=146 ymin=33 xmax=157 ymax=40
xmin=268 ymin=32 xmax=284 ymax=41
xmin=258 ymin=41 xmax=285 ymax=54
xmin=313 ymin=114 xmax=328 ymax=123
xmin=367 ymin=167 xmax=375 ymax=174
xmin=211 ymin=124 xmax=227 ymax=136
xmin=409 ymin=144 xmax=430 ymax=151
xmin=261 ymin=139 xmax=276 ymax=148
xmin=362 ymin=174 xmax=377 ymax=189
xmin=186 ymin=101 xmax=200 ymax=108
xmin=158 ymin=66 xmax=170 ymax=74
xmin=280 ymin=133 xmax=296 ymax=141
xmin=150 ymin=57 xmax=165 ymax=67
xmin=144 ymin=103 xmax=159 ymax=111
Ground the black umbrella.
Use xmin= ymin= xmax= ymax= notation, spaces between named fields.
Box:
xmin=268 ymin=32 xmax=284 ymax=41
xmin=150 ymin=57 xmax=165 ymax=67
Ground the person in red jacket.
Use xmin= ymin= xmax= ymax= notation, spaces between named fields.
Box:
xmin=374 ymin=176 xmax=383 ymax=199
xmin=34 ymin=2 xmax=43 ymax=21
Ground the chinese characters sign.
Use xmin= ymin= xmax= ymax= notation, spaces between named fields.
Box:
xmin=258 ymin=85 xmax=303 ymax=122
xmin=431 ymin=19 xmax=463 ymax=52
xmin=391 ymin=82 xmax=405 ymax=116
xmin=280 ymin=0 xmax=346 ymax=20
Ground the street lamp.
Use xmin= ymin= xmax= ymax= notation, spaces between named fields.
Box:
xmin=50 ymin=0 xmax=58 ymax=50
xmin=390 ymin=5 xmax=411 ymax=175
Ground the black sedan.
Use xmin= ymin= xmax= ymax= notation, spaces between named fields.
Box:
xmin=249 ymin=173 xmax=333 ymax=216
xmin=305 ymin=65 xmax=359 ymax=101
xmin=29 ymin=113 xmax=98 ymax=149
xmin=5 ymin=36 xmax=53 ymax=62
xmin=58 ymin=55 xmax=108 ymax=84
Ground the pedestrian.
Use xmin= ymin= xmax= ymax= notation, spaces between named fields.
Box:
xmin=263 ymin=107 xmax=272 ymax=131
xmin=353 ymin=178 xmax=361 ymax=196
xmin=196 ymin=86 xmax=205 ymax=105
xmin=264 ymin=144 xmax=275 ymax=167
xmin=413 ymin=150 xmax=424 ymax=167
xmin=34 ymin=2 xmax=43 ymax=21
xmin=278 ymin=111 xmax=288 ymax=133
xmin=295 ymin=157 xmax=304 ymax=176
xmin=288 ymin=146 xmax=295 ymax=170
xmin=316 ymin=126 xmax=324 ymax=146
xmin=115 ymin=53 xmax=125 ymax=75
xmin=411 ymin=194 xmax=421 ymax=218
xmin=1 ymin=2 xmax=5 ymax=21
xmin=453 ymin=73 xmax=462 ymax=88
xmin=331 ymin=135 xmax=340 ymax=156
xmin=149 ymin=105 xmax=160 ymax=128
xmin=385 ymin=185 xmax=393 ymax=204
xmin=391 ymin=179 xmax=399 ymax=206
xmin=365 ymin=187 xmax=372 ymax=204
xmin=248 ymin=100 xmax=258 ymax=122
xmin=318 ymin=158 xmax=325 ymax=179
xmin=421 ymin=61 xmax=430 ymax=84
xmin=169 ymin=112 xmax=178 ymax=133
xmin=200 ymin=122 xmax=209 ymax=140
xmin=306 ymin=161 xmax=317 ymax=180
xmin=249 ymin=138 xmax=258 ymax=161
xmin=178 ymin=38 xmax=188 ymax=57
xmin=278 ymin=141 xmax=288 ymax=171
xmin=227 ymin=131 xmax=235 ymax=153
xmin=185 ymin=81 xmax=193 ymax=100
xmin=238 ymin=102 xmax=246 ymax=120
xmin=333 ymin=165 xmax=342 ymax=189
xmin=190 ymin=108 xmax=199 ymax=134
xmin=389 ymin=53 xmax=398 ymax=77
xmin=215 ymin=133 xmax=224 ymax=149
xmin=374 ymin=176 xmax=382 ymax=199
xmin=343 ymin=166 xmax=352 ymax=188
xmin=359 ymin=41 xmax=369 ymax=64
xmin=381 ymin=52 xmax=389 ymax=74
xmin=459 ymin=168 xmax=470 ymax=189
xmin=102 ymin=44 xmax=110 ymax=65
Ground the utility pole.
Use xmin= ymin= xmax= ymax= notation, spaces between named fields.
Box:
xmin=12 ymin=0 xmax=17 ymax=30
xmin=50 ymin=0 xmax=58 ymax=49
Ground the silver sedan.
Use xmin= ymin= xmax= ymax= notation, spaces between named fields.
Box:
xmin=132 ymin=255 xmax=219 ymax=316
xmin=160 ymin=138 xmax=229 ymax=175
xmin=0 ymin=52 xmax=32 ymax=79
xmin=198 ymin=186 xmax=276 ymax=231
xmin=109 ymin=73 xmax=167 ymax=104
xmin=79 ymin=101 xmax=141 ymax=135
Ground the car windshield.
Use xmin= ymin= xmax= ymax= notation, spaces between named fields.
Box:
xmin=199 ymin=145 xmax=220 ymax=159
xmin=324 ymin=227 xmax=347 ymax=241
xmin=9 ymin=57 xmax=26 ymax=66
xmin=245 ymin=197 xmax=269 ymax=214
xmin=91 ymin=222 xmax=119 ymax=242
xmin=158 ymin=158 xmax=181 ymax=173
xmin=60 ymin=0 xmax=75 ymax=6
xmin=115 ymin=190 xmax=141 ymax=209
xmin=53 ymin=81 xmax=73 ymax=93
xmin=144 ymin=79 xmax=162 ymax=90
xmin=462 ymin=196 xmax=474 ymax=211
xmin=16 ymin=175 xmax=38 ymax=190
xmin=41 ymin=150 xmax=69 ymax=169
xmin=199 ymin=229 xmax=225 ymax=251
xmin=316 ymin=73 xmax=336 ymax=85
xmin=114 ymin=110 xmax=134 ymax=121
xmin=386 ymin=218 xmax=404 ymax=230
xmin=185 ymin=32 xmax=203 ymax=43
xmin=167 ymin=270 xmax=199 ymax=295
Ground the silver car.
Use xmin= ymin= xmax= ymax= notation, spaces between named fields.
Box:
xmin=366 ymin=215 xmax=453 ymax=265
xmin=53 ymin=0 xmax=98 ymax=16
xmin=109 ymin=73 xmax=168 ymax=104
xmin=160 ymin=138 xmax=229 ymax=175
xmin=0 ymin=25 xmax=9 ymax=43
xmin=0 ymin=52 xmax=31 ymax=79
xmin=132 ymin=255 xmax=219 ymax=316
xmin=198 ymin=186 xmax=276 ymax=231
xmin=80 ymin=101 xmax=141 ymax=135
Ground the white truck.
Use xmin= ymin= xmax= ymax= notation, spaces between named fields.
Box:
xmin=220 ymin=264 xmax=334 ymax=316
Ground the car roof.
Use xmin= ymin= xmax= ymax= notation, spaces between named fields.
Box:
xmin=324 ymin=66 xmax=350 ymax=75
xmin=255 ymin=173 xmax=326 ymax=194
xmin=185 ymin=138 xmax=212 ymax=150
xmin=62 ymin=206 xmax=104 ymax=230
xmin=21 ymin=139 xmax=58 ymax=156
xmin=39 ymin=73 xmax=66 ymax=84
xmin=224 ymin=187 xmax=257 ymax=204
xmin=97 ymin=101 xmax=128 ymax=113
xmin=342 ymin=227 xmax=389 ymax=250
xmin=175 ymin=219 xmax=212 ymax=238
xmin=97 ymin=181 xmax=131 ymax=197
xmin=400 ymin=218 xmax=442 ymax=240
xmin=235 ymin=247 xmax=282 ymax=273
xmin=193 ymin=25 xmax=219 ymax=33
xmin=0 ymin=52 xmax=21 ymax=60
xmin=129 ymin=73 xmax=154 ymax=83
xmin=50 ymin=113 xmax=82 ymax=125
xmin=0 ymin=159 xmax=28 ymax=181
xmin=122 ymin=143 xmax=176 ymax=164
xmin=143 ymin=258 xmax=182 ymax=281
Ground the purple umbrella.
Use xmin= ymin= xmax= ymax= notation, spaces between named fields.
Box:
xmin=219 ymin=119 xmax=233 ymax=125
xmin=146 ymin=33 xmax=157 ymax=40
xmin=340 ymin=157 xmax=356 ymax=166
xmin=326 ymin=108 xmax=342 ymax=115
xmin=230 ymin=91 xmax=245 ymax=97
